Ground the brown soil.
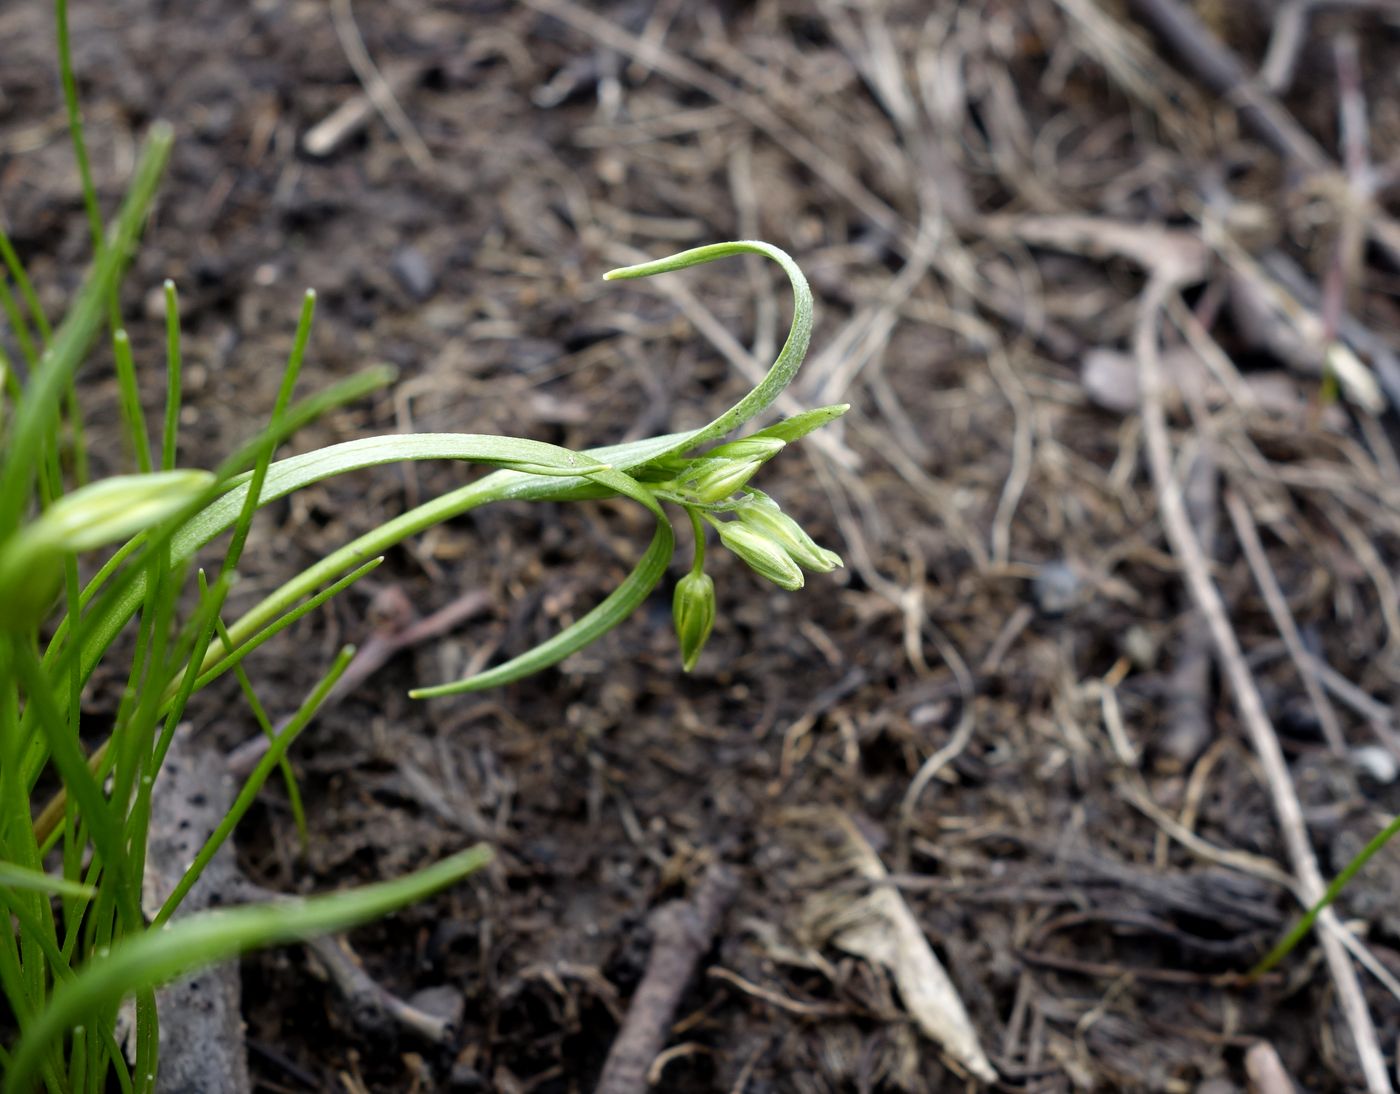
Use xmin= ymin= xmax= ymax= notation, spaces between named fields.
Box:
xmin=6 ymin=0 xmax=1400 ymax=1090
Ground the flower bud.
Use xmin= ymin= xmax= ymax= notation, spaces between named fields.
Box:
xmin=0 ymin=541 xmax=61 ymax=631
xmin=0 ymin=470 xmax=213 ymax=631
xmin=701 ymin=437 xmax=786 ymax=462
xmin=672 ymin=571 xmax=716 ymax=671
xmin=738 ymin=494 xmax=843 ymax=574
xmin=672 ymin=457 xmax=764 ymax=503
xmin=714 ymin=521 xmax=804 ymax=591
xmin=29 ymin=470 xmax=215 ymax=552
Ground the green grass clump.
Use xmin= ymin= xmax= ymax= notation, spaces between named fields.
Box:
xmin=0 ymin=6 xmax=846 ymax=1091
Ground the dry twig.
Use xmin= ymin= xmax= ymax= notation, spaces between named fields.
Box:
xmin=1135 ymin=271 xmax=1391 ymax=1092
xmin=1224 ymin=488 xmax=1348 ymax=755
xmin=329 ymin=0 xmax=436 ymax=176
xmin=595 ymin=864 xmax=739 ymax=1094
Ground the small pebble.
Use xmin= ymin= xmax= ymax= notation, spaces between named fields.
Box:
xmin=448 ymin=1060 xmax=486 ymax=1091
xmin=1081 ymin=349 xmax=1140 ymax=414
xmin=410 ymin=984 xmax=465 ymax=1032
xmin=1032 ymin=561 xmax=1081 ymax=617
xmin=1123 ymin=624 xmax=1157 ymax=668
xmin=1350 ymin=744 xmax=1399 ymax=785
xmin=391 ymin=246 xmax=437 ymax=301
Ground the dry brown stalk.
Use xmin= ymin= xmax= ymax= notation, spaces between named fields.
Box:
xmin=1135 ymin=271 xmax=1390 ymax=1093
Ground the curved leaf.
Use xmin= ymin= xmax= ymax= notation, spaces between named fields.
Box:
xmin=0 ymin=863 xmax=94 ymax=900
xmin=411 ymin=467 xmax=674 ymax=697
xmin=601 ymin=240 xmax=814 ymax=462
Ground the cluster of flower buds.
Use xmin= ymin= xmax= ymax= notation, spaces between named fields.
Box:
xmin=672 ymin=490 xmax=842 ymax=670
xmin=713 ymin=491 xmax=842 ymax=591
xmin=661 ymin=404 xmax=850 ymax=672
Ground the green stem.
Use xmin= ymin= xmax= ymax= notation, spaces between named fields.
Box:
xmin=0 ymin=124 xmax=170 ymax=537
xmin=54 ymin=0 xmax=105 ymax=256
xmin=1252 ymin=810 xmax=1400 ymax=976
xmin=686 ymin=507 xmax=706 ymax=576
xmin=160 ymin=281 xmax=181 ymax=471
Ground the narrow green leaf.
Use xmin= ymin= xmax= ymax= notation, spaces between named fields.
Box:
xmin=111 ymin=331 xmax=152 ymax=474
xmin=0 ymin=863 xmax=94 ymax=901
xmin=160 ymin=281 xmax=181 ymax=471
xmin=602 ymin=240 xmax=815 ymax=463
xmin=0 ymin=223 xmax=52 ymax=343
xmin=0 ymin=124 xmax=172 ymax=538
xmin=55 ymin=0 xmax=105 ymax=254
xmin=1252 ymin=810 xmax=1400 ymax=976
xmin=189 ymin=557 xmax=382 ymax=695
xmin=0 ymin=269 xmax=41 ymax=370
xmin=207 ymin=577 xmax=310 ymax=850
xmin=222 ymin=289 xmax=315 ymax=578
xmin=411 ymin=467 xmax=673 ymax=697
xmin=154 ymin=645 xmax=355 ymax=926
xmin=740 ymin=403 xmax=849 ymax=445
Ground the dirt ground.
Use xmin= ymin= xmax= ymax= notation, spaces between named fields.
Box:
xmin=6 ymin=0 xmax=1400 ymax=1090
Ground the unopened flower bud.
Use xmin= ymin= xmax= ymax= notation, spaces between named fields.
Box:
xmin=702 ymin=437 xmax=786 ymax=462
xmin=738 ymin=494 xmax=843 ymax=574
xmin=0 ymin=543 xmax=61 ymax=631
xmin=672 ymin=571 xmax=716 ymax=671
xmin=0 ymin=470 xmax=213 ymax=631
xmin=714 ymin=521 xmax=804 ymax=591
xmin=673 ymin=457 xmax=764 ymax=503
xmin=30 ymin=470 xmax=215 ymax=552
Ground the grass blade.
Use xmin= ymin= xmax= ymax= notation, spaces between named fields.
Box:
xmin=3 ymin=845 xmax=493 ymax=1093
xmin=153 ymin=645 xmax=355 ymax=926
xmin=0 ymin=864 xmax=94 ymax=901
xmin=411 ymin=469 xmax=673 ymax=697
xmin=0 ymin=125 xmax=171 ymax=538
xmin=159 ymin=282 xmax=181 ymax=471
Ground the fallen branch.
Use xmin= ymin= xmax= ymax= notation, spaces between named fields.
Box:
xmin=594 ymin=863 xmax=739 ymax=1094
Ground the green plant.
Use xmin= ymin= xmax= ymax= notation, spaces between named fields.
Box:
xmin=0 ymin=8 xmax=845 ymax=1091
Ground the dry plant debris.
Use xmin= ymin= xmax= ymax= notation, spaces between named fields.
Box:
xmin=783 ymin=809 xmax=997 ymax=1083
